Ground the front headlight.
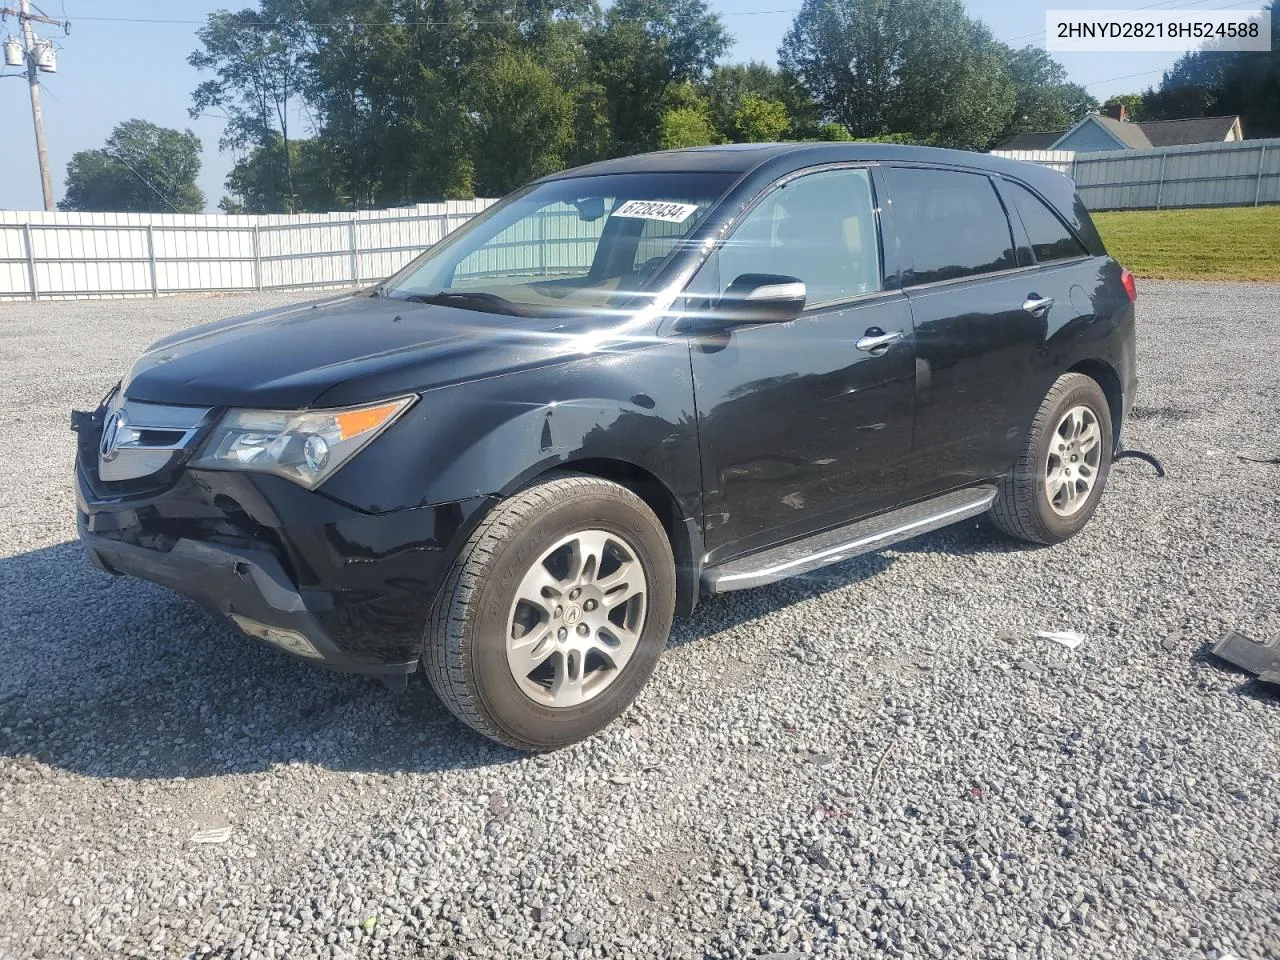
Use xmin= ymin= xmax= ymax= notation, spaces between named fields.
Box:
xmin=192 ymin=396 xmax=416 ymax=488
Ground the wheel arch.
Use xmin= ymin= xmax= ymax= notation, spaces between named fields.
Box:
xmin=529 ymin=456 xmax=703 ymax=619
xmin=1068 ymin=358 xmax=1124 ymax=452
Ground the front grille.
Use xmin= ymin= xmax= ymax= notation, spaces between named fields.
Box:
xmin=97 ymin=394 xmax=213 ymax=482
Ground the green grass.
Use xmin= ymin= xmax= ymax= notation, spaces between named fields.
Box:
xmin=1092 ymin=206 xmax=1280 ymax=282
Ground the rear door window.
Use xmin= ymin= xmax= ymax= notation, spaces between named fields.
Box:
xmin=1003 ymin=181 xmax=1088 ymax=263
xmin=883 ymin=168 xmax=1016 ymax=285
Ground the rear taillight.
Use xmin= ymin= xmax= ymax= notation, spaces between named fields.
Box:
xmin=1120 ymin=268 xmax=1137 ymax=302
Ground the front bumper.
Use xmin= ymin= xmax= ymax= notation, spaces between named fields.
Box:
xmin=74 ymin=411 xmax=493 ymax=675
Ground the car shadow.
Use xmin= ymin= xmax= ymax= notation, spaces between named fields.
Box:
xmin=0 ymin=521 xmax=1024 ymax=781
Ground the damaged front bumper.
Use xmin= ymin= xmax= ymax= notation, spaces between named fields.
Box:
xmin=73 ymin=406 xmax=493 ymax=677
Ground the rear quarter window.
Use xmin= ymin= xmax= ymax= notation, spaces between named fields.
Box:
xmin=883 ymin=167 xmax=1016 ymax=286
xmin=1004 ymin=181 xmax=1088 ymax=263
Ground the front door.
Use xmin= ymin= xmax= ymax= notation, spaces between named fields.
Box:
xmin=684 ymin=166 xmax=916 ymax=565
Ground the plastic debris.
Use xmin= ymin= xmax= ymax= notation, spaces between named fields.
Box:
xmin=1211 ymin=629 xmax=1280 ymax=687
xmin=1035 ymin=630 xmax=1087 ymax=650
xmin=1114 ymin=447 xmax=1166 ymax=476
xmin=189 ymin=825 xmax=232 ymax=845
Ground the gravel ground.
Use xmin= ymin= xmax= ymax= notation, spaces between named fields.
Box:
xmin=0 ymin=282 xmax=1277 ymax=960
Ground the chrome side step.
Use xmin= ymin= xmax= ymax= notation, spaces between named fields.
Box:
xmin=702 ymin=486 xmax=997 ymax=593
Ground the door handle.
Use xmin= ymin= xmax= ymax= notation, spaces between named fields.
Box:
xmin=1022 ymin=294 xmax=1054 ymax=316
xmin=856 ymin=329 xmax=904 ymax=353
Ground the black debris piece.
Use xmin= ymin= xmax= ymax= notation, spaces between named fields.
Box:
xmin=1211 ymin=629 xmax=1280 ymax=688
xmin=1114 ymin=447 xmax=1166 ymax=477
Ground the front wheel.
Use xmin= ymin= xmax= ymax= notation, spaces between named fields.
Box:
xmin=423 ymin=472 xmax=675 ymax=751
xmin=991 ymin=372 xmax=1114 ymax=544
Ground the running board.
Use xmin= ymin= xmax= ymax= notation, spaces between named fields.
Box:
xmin=703 ymin=486 xmax=997 ymax=593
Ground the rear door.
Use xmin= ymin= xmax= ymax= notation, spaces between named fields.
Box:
xmin=879 ymin=165 xmax=1078 ymax=500
xmin=685 ymin=165 xmax=916 ymax=565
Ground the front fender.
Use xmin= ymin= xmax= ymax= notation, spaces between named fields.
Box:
xmin=318 ymin=342 xmax=702 ymax=524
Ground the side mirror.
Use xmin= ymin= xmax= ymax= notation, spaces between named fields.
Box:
xmin=715 ymin=273 xmax=806 ymax=325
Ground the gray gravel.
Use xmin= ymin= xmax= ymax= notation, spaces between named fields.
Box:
xmin=1 ymin=282 xmax=1278 ymax=960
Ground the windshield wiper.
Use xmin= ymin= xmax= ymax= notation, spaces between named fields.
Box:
xmin=394 ymin=290 xmax=529 ymax=316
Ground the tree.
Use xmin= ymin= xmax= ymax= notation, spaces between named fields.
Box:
xmin=659 ymin=83 xmax=718 ymax=148
xmin=704 ymin=62 xmax=817 ymax=139
xmin=1102 ymin=93 xmax=1147 ymax=123
xmin=189 ymin=1 xmax=307 ymax=210
xmin=732 ymin=94 xmax=789 ymax=142
xmin=817 ymin=121 xmax=854 ymax=141
xmin=778 ymin=0 xmax=1016 ymax=149
xmin=470 ymin=51 xmax=576 ymax=195
xmin=1142 ymin=1 xmax=1279 ymax=137
xmin=706 ymin=62 xmax=814 ymax=140
xmin=998 ymin=46 xmax=1095 ymax=140
xmin=220 ymin=137 xmax=347 ymax=213
xmin=59 ymin=120 xmax=204 ymax=213
xmin=589 ymin=0 xmax=730 ymax=155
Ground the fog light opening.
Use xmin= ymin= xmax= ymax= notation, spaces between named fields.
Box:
xmin=229 ymin=614 xmax=324 ymax=659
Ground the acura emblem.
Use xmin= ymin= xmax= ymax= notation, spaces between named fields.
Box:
xmin=100 ymin=409 xmax=127 ymax=462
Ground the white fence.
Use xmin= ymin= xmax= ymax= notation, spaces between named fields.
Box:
xmin=0 ymin=199 xmax=498 ymax=302
xmin=6 ymin=136 xmax=1278 ymax=301
xmin=993 ymin=136 xmax=1280 ymax=211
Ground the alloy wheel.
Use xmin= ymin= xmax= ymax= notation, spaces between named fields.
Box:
xmin=506 ymin=529 xmax=649 ymax=707
xmin=1044 ymin=404 xmax=1103 ymax=517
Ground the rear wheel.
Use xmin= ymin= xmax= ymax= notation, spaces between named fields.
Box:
xmin=991 ymin=373 xmax=1113 ymax=544
xmin=423 ymin=472 xmax=675 ymax=750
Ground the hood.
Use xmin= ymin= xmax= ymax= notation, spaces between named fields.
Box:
xmin=122 ymin=292 xmax=624 ymax=409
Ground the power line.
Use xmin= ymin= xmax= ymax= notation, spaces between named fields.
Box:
xmin=53 ymin=9 xmax=807 ymax=26
xmin=104 ymin=149 xmax=185 ymax=213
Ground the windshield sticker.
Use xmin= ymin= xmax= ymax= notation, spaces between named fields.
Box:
xmin=611 ymin=200 xmax=699 ymax=223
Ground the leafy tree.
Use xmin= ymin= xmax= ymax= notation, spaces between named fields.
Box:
xmin=778 ymin=0 xmax=1016 ymax=149
xmin=659 ymin=83 xmax=719 ymax=148
xmin=817 ymin=121 xmax=854 ymax=141
xmin=589 ymin=0 xmax=730 ymax=154
xmin=221 ymin=137 xmax=348 ymax=213
xmin=732 ymin=94 xmax=789 ymax=142
xmin=660 ymin=107 xmax=719 ymax=148
xmin=704 ymin=62 xmax=818 ymax=139
xmin=1142 ymin=1 xmax=1279 ymax=137
xmin=189 ymin=1 xmax=307 ymax=210
xmin=998 ymin=46 xmax=1095 ymax=141
xmin=1101 ymin=93 xmax=1147 ymax=123
xmin=59 ymin=120 xmax=204 ymax=213
xmin=470 ymin=51 xmax=576 ymax=195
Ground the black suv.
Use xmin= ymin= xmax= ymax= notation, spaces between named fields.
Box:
xmin=74 ymin=143 xmax=1137 ymax=750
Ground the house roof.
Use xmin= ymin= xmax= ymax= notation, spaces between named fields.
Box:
xmin=995 ymin=114 xmax=1243 ymax=152
xmin=1135 ymin=115 xmax=1240 ymax=147
xmin=994 ymin=131 xmax=1063 ymax=151
xmin=1084 ymin=114 xmax=1152 ymax=149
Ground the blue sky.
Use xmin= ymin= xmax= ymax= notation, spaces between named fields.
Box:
xmin=0 ymin=0 xmax=1256 ymax=211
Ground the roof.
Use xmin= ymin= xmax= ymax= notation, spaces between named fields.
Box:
xmin=995 ymin=131 xmax=1063 ymax=151
xmin=1136 ymin=115 xmax=1240 ymax=147
xmin=1088 ymin=114 xmax=1152 ymax=149
xmin=543 ymin=142 xmax=1062 ymax=181
xmin=995 ymin=114 xmax=1242 ymax=151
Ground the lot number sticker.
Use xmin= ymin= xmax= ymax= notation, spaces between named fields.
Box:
xmin=612 ymin=200 xmax=699 ymax=223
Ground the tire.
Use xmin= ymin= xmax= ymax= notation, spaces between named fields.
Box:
xmin=423 ymin=472 xmax=676 ymax=751
xmin=991 ymin=373 xmax=1114 ymax=545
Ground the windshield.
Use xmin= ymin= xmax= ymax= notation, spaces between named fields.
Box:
xmin=382 ymin=172 xmax=736 ymax=315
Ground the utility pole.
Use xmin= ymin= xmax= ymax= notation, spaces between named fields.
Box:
xmin=3 ymin=1 xmax=68 ymax=210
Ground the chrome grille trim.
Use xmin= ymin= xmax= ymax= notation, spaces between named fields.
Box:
xmin=98 ymin=395 xmax=213 ymax=482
